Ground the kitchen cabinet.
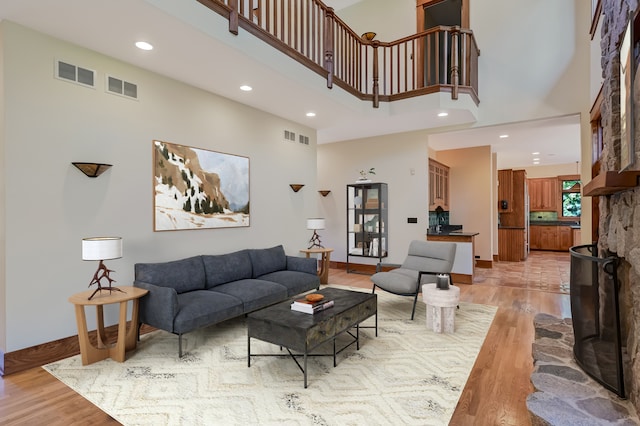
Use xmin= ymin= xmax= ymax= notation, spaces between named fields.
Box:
xmin=530 ymin=225 xmax=574 ymax=251
xmin=498 ymin=228 xmax=526 ymax=261
xmin=498 ymin=169 xmax=514 ymax=212
xmin=558 ymin=226 xmax=573 ymax=251
xmin=346 ymin=182 xmax=388 ymax=272
xmin=429 ymin=159 xmax=449 ymax=211
xmin=529 ymin=178 xmax=559 ymax=211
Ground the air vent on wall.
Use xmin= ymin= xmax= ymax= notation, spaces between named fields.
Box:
xmin=106 ymin=75 xmax=138 ymax=100
xmin=55 ymin=60 xmax=95 ymax=88
xmin=299 ymin=134 xmax=309 ymax=145
xmin=284 ymin=130 xmax=296 ymax=142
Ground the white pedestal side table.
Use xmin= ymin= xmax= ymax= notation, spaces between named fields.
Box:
xmin=422 ymin=283 xmax=460 ymax=333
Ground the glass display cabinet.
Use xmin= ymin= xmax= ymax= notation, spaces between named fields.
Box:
xmin=346 ymin=182 xmax=388 ymax=272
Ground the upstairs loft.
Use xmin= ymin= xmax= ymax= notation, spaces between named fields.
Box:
xmin=196 ymin=0 xmax=480 ymax=125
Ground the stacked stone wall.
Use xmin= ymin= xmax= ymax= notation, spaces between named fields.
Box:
xmin=600 ymin=0 xmax=640 ymax=415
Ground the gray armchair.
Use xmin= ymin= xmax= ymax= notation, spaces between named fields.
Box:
xmin=371 ymin=240 xmax=457 ymax=319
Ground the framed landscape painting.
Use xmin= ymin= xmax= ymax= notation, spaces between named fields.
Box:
xmin=153 ymin=140 xmax=250 ymax=231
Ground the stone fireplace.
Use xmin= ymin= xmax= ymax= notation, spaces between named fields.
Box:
xmin=595 ymin=0 xmax=640 ymax=416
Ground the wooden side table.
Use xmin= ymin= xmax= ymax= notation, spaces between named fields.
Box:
xmin=300 ymin=248 xmax=333 ymax=284
xmin=68 ymin=286 xmax=148 ymax=365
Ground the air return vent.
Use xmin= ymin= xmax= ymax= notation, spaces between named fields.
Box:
xmin=299 ymin=134 xmax=309 ymax=145
xmin=284 ymin=130 xmax=296 ymax=142
xmin=106 ymin=75 xmax=138 ymax=100
xmin=55 ymin=60 xmax=95 ymax=88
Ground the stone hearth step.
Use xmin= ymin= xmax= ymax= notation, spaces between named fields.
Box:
xmin=526 ymin=313 xmax=640 ymax=425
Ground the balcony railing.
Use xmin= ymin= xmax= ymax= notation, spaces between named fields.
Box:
xmin=197 ymin=0 xmax=479 ymax=107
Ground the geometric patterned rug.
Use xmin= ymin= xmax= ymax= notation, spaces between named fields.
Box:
xmin=43 ymin=285 xmax=497 ymax=426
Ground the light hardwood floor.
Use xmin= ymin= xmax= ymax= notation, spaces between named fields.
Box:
xmin=0 ymin=251 xmax=571 ymax=426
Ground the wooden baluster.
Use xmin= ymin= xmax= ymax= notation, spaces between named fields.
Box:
xmin=229 ymin=0 xmax=239 ymax=35
xmin=324 ymin=7 xmax=334 ymax=89
xmin=450 ymin=26 xmax=459 ymax=100
xmin=372 ymin=40 xmax=379 ymax=108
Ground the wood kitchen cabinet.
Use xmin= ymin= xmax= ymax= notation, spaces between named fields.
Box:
xmin=558 ymin=226 xmax=573 ymax=251
xmin=498 ymin=228 xmax=526 ymax=261
xmin=429 ymin=159 xmax=449 ymax=211
xmin=528 ymin=178 xmax=559 ymax=211
xmin=530 ymin=225 xmax=559 ymax=250
xmin=498 ymin=169 xmax=513 ymax=212
xmin=530 ymin=225 xmax=574 ymax=251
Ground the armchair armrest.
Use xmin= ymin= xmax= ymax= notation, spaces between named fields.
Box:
xmin=286 ymin=255 xmax=317 ymax=275
xmin=133 ymin=280 xmax=178 ymax=332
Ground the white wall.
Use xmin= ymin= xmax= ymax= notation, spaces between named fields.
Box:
xmin=333 ymin=0 xmax=416 ymax=41
xmin=436 ymin=146 xmax=493 ymax=261
xmin=1 ymin=22 xmax=318 ymax=353
xmin=471 ymin=0 xmax=591 ymax=127
xmin=317 ymin=131 xmax=428 ymax=265
xmin=523 ymin=163 xmax=580 ymax=178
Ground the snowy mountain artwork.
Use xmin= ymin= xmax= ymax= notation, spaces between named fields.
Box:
xmin=153 ymin=140 xmax=250 ymax=231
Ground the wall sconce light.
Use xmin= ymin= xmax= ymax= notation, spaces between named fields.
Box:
xmin=362 ymin=32 xmax=376 ymax=41
xmin=73 ymin=162 xmax=112 ymax=178
xmin=318 ymin=190 xmax=331 ymax=197
xmin=306 ymin=218 xmax=325 ymax=249
xmin=82 ymin=237 xmax=124 ymax=300
xmin=290 ymin=184 xmax=305 ymax=192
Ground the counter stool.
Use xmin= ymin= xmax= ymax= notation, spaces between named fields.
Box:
xmin=422 ymin=283 xmax=460 ymax=333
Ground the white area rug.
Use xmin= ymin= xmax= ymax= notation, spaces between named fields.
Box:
xmin=44 ymin=285 xmax=497 ymax=426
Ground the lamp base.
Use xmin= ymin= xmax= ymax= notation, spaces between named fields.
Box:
xmin=87 ymin=260 xmax=125 ymax=300
xmin=308 ymin=231 xmax=324 ymax=250
xmin=88 ymin=285 xmax=125 ymax=300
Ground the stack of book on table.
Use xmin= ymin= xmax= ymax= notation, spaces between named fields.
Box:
xmin=291 ymin=297 xmax=334 ymax=314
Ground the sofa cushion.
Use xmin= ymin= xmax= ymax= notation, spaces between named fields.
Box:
xmin=210 ymin=279 xmax=288 ymax=312
xmin=134 ymin=256 xmax=205 ymax=294
xmin=202 ymin=250 xmax=253 ymax=288
xmin=258 ymin=270 xmax=319 ymax=297
xmin=248 ymin=245 xmax=287 ymax=278
xmin=173 ymin=290 xmax=243 ymax=334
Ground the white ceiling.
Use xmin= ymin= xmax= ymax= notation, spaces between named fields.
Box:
xmin=0 ymin=0 xmax=580 ymax=169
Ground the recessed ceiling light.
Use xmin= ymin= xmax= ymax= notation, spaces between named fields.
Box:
xmin=239 ymin=85 xmax=253 ymax=91
xmin=533 ymin=161 xmax=540 ymax=165
xmin=532 ymin=152 xmax=540 ymax=155
xmin=306 ymin=112 xmax=316 ymax=117
xmin=533 ymin=158 xmax=540 ymax=161
xmin=499 ymin=134 xmax=509 ymax=139
xmin=135 ymin=41 xmax=153 ymax=51
xmin=437 ymin=112 xmax=448 ymax=117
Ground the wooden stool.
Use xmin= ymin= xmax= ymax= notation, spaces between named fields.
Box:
xmin=422 ymin=283 xmax=460 ymax=333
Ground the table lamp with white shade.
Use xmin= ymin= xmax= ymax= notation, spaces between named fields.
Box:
xmin=82 ymin=237 xmax=124 ymax=300
xmin=306 ymin=218 xmax=325 ymax=249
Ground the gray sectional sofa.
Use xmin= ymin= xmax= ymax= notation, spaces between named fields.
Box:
xmin=133 ymin=245 xmax=320 ymax=356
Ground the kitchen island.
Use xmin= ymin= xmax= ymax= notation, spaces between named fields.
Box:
xmin=426 ymin=231 xmax=479 ymax=284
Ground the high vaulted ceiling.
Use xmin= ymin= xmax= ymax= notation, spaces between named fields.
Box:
xmin=0 ymin=0 xmax=580 ymax=169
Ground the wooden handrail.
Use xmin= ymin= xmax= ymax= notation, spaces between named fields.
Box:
xmin=197 ymin=0 xmax=480 ymax=107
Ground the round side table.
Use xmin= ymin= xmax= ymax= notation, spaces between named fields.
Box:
xmin=68 ymin=286 xmax=148 ymax=365
xmin=422 ymin=283 xmax=460 ymax=333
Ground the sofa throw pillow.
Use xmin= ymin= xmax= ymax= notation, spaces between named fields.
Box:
xmin=134 ymin=256 xmax=205 ymax=294
xmin=248 ymin=245 xmax=287 ymax=278
xmin=202 ymin=250 xmax=253 ymax=288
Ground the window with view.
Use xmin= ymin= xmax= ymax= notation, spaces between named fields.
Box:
xmin=562 ymin=179 xmax=581 ymax=217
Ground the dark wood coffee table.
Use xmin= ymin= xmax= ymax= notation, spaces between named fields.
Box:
xmin=247 ymin=287 xmax=377 ymax=388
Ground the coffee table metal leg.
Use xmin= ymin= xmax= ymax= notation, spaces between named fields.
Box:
xmin=333 ymin=339 xmax=337 ymax=367
xmin=247 ymin=336 xmax=251 ymax=367
xmin=304 ymin=351 xmax=308 ymax=388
